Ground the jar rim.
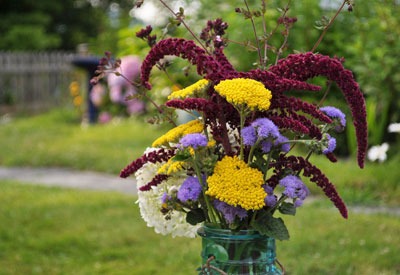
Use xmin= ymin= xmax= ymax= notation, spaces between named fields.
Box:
xmin=198 ymin=225 xmax=273 ymax=240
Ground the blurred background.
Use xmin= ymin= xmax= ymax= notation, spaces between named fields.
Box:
xmin=0 ymin=0 xmax=399 ymax=274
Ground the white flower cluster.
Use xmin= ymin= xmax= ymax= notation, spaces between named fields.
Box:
xmin=388 ymin=123 xmax=400 ymax=133
xmin=135 ymin=157 xmax=200 ymax=238
xmin=367 ymin=143 xmax=389 ymax=163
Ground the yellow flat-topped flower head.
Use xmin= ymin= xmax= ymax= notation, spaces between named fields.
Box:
xmin=206 ymin=155 xmax=266 ymax=210
xmin=152 ymin=120 xmax=204 ymax=147
xmin=168 ymin=79 xmax=210 ymax=100
xmin=157 ymin=158 xmax=185 ymax=175
xmin=214 ymin=78 xmax=272 ymax=111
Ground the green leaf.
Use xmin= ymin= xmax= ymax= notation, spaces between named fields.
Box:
xmin=172 ymin=154 xmax=190 ymax=162
xmin=279 ymin=202 xmax=296 ymax=216
xmin=186 ymin=209 xmax=205 ymax=225
xmin=253 ymin=212 xmax=290 ymax=241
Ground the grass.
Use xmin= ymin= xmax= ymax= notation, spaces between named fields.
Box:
xmin=1 ymin=108 xmax=399 ymax=206
xmin=304 ymin=153 xmax=400 ymax=206
xmin=0 ymin=181 xmax=399 ymax=275
xmin=0 ymin=108 xmax=165 ymax=174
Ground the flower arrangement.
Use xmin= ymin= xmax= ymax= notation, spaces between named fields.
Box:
xmin=92 ymin=0 xmax=367 ymax=243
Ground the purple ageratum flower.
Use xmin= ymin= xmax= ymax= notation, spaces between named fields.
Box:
xmin=261 ymin=141 xmax=273 ymax=153
xmin=279 ymin=175 xmax=310 ymax=206
xmin=320 ymin=106 xmax=346 ymax=131
xmin=179 ymin=133 xmax=208 ymax=149
xmin=263 ymin=185 xmax=277 ymax=207
xmin=241 ymin=126 xmax=257 ymax=146
xmin=294 ymin=199 xmax=304 ymax=208
xmin=161 ymin=192 xmax=172 ymax=204
xmin=213 ymin=199 xmax=248 ymax=224
xmin=322 ymin=134 xmax=337 ymax=154
xmin=161 ymin=192 xmax=168 ymax=204
xmin=260 ymin=135 xmax=290 ymax=153
xmin=177 ymin=176 xmax=203 ymax=202
xmin=275 ymin=135 xmax=291 ymax=153
xmin=251 ymin=118 xmax=280 ymax=139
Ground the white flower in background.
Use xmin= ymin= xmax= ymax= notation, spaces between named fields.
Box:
xmin=388 ymin=123 xmax=400 ymax=133
xmin=367 ymin=143 xmax=389 ymax=163
xmin=135 ymin=161 xmax=200 ymax=238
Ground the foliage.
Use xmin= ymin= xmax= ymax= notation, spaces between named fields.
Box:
xmin=0 ymin=0 xmax=135 ymax=51
xmin=119 ymin=0 xmax=399 ymax=155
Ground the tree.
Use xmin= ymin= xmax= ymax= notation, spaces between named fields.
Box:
xmin=0 ymin=0 xmax=133 ymax=51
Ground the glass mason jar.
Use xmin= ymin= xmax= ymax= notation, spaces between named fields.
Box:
xmin=198 ymin=226 xmax=282 ymax=275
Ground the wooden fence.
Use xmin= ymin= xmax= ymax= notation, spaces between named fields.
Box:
xmin=0 ymin=52 xmax=79 ymax=113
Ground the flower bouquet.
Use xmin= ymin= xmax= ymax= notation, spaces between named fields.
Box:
xmin=93 ymin=1 xmax=367 ymax=274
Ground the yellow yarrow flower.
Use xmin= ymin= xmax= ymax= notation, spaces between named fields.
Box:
xmin=214 ymin=78 xmax=272 ymax=111
xmin=152 ymin=120 xmax=204 ymax=147
xmin=207 ymin=140 xmax=216 ymax=147
xmin=168 ymin=79 xmax=210 ymax=99
xmin=69 ymin=81 xmax=80 ymax=96
xmin=206 ymin=155 xmax=266 ymax=210
xmin=157 ymin=158 xmax=185 ymax=175
xmin=73 ymin=95 xmax=83 ymax=106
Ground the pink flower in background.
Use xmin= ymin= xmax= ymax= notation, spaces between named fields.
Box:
xmin=107 ymin=55 xmax=145 ymax=114
xmin=98 ymin=111 xmax=112 ymax=124
xmin=90 ymin=84 xmax=106 ymax=107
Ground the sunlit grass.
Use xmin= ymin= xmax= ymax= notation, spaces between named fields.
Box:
xmin=0 ymin=108 xmax=165 ymax=174
xmin=0 ymin=181 xmax=399 ymax=275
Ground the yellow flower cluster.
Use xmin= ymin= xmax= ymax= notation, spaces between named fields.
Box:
xmin=168 ymin=79 xmax=210 ymax=99
xmin=206 ymin=156 xmax=266 ymax=210
xmin=214 ymin=78 xmax=272 ymax=111
xmin=158 ymin=158 xmax=185 ymax=175
xmin=152 ymin=120 xmax=204 ymax=147
xmin=207 ymin=140 xmax=216 ymax=147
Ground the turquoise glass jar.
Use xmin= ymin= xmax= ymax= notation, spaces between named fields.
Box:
xmin=198 ymin=226 xmax=282 ymax=275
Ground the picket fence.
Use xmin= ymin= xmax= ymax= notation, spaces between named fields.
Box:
xmin=0 ymin=52 xmax=80 ymax=112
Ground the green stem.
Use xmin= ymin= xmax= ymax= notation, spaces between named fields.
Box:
xmin=263 ymin=148 xmax=274 ymax=181
xmin=250 ymin=210 xmax=258 ymax=227
xmin=247 ymin=138 xmax=261 ymax=163
xmin=270 ymin=195 xmax=287 ymax=215
xmin=193 ymin=158 xmax=217 ymax=224
xmin=239 ymin=108 xmax=247 ymax=161
xmin=243 ymin=0 xmax=264 ymax=66
xmin=279 ymin=139 xmax=310 ymax=145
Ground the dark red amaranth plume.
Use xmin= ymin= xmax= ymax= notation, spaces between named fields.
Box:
xmin=165 ymin=98 xmax=211 ymax=112
xmin=268 ymin=115 xmax=310 ymax=135
xmin=268 ymin=154 xmax=348 ymax=218
xmin=239 ymin=69 xmax=321 ymax=95
xmin=139 ymin=174 xmax=169 ymax=192
xmin=325 ymin=152 xmax=338 ymax=163
xmin=214 ymin=48 xmax=236 ymax=73
xmin=270 ymin=52 xmax=367 ymax=168
xmin=140 ymin=38 xmax=240 ymax=89
xmin=273 ymin=96 xmax=332 ymax=123
xmin=287 ymin=111 xmax=323 ymax=139
xmin=120 ymin=149 xmax=175 ymax=178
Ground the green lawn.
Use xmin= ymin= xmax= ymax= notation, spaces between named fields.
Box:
xmin=0 ymin=108 xmax=399 ymax=205
xmin=0 ymin=108 xmax=165 ymax=174
xmin=0 ymin=181 xmax=399 ymax=275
